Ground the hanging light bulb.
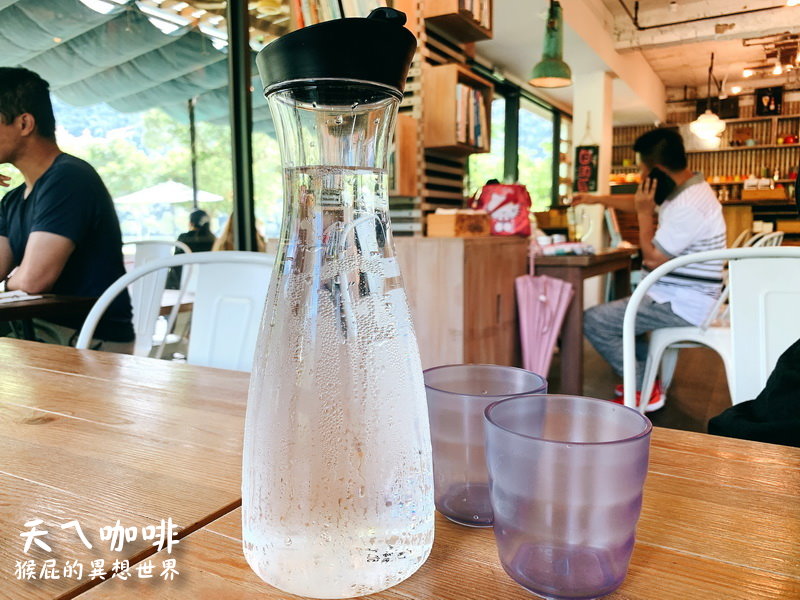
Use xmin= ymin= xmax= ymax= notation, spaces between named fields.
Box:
xmin=690 ymin=111 xmax=726 ymax=141
xmin=773 ymin=63 xmax=784 ymax=75
xmin=529 ymin=1 xmax=572 ymax=88
xmin=731 ymin=85 xmax=742 ymax=94
xmin=690 ymin=53 xmax=726 ymax=148
xmin=743 ymin=68 xmax=754 ymax=78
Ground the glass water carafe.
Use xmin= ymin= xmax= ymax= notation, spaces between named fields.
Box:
xmin=242 ymin=25 xmax=435 ymax=598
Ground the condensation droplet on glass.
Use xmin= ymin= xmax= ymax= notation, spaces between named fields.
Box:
xmin=334 ymin=115 xmax=344 ymax=125
xmin=284 ymin=537 xmax=293 ymax=546
xmin=374 ymin=118 xmax=380 ymax=124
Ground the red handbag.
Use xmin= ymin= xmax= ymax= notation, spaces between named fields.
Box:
xmin=471 ymin=183 xmax=532 ymax=236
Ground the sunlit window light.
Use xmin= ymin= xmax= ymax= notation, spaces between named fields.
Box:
xmin=139 ymin=3 xmax=191 ymax=34
xmin=79 ymin=0 xmax=119 ymax=14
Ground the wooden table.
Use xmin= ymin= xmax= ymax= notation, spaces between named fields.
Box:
xmin=0 ymin=339 xmax=249 ymax=600
xmin=1 ymin=340 xmax=798 ymax=600
xmin=0 ymin=295 xmax=96 ymax=340
xmin=159 ymin=289 xmax=194 ymax=317
xmin=535 ymin=248 xmax=637 ymax=394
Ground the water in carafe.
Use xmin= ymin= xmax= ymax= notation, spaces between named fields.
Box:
xmin=242 ymin=10 xmax=434 ymax=598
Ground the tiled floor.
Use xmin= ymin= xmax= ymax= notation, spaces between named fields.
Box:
xmin=549 ymin=341 xmax=733 ymax=433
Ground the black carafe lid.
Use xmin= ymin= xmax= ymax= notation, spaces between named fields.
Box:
xmin=256 ymin=8 xmax=416 ymax=100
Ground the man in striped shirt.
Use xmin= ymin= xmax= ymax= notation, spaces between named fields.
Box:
xmin=576 ymin=128 xmax=726 ymax=411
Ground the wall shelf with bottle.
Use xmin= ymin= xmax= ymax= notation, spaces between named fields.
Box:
xmin=423 ymin=0 xmax=492 ymax=43
xmin=422 ymin=62 xmax=493 ymax=155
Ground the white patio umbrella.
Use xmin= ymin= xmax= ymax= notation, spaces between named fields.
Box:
xmin=114 ymin=181 xmax=223 ymax=206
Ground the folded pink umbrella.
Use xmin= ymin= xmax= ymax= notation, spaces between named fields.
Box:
xmin=515 ymin=260 xmax=575 ymax=377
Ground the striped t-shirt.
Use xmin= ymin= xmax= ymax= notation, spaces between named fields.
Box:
xmin=647 ymin=173 xmax=727 ymax=326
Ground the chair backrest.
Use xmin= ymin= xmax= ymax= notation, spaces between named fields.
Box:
xmin=729 ymin=228 xmax=752 ymax=248
xmin=622 ymin=247 xmax=800 ymax=411
xmin=754 ymin=231 xmax=784 ymax=247
xmin=78 ymin=251 xmax=275 ymax=371
xmin=728 ymin=253 xmax=800 ymax=402
xmin=122 ymin=240 xmax=193 ymax=356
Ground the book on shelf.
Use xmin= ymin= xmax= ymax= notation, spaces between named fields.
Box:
xmin=455 ymin=84 xmax=486 ymax=148
xmin=460 ymin=0 xmax=491 ymax=28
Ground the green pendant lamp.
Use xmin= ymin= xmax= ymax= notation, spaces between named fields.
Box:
xmin=529 ymin=0 xmax=572 ymax=88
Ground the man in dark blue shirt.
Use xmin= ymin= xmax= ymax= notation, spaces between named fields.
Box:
xmin=0 ymin=68 xmax=133 ymax=350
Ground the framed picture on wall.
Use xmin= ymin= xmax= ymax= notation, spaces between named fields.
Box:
xmin=755 ymin=86 xmax=783 ymax=116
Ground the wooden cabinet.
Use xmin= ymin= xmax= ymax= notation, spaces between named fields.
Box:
xmin=422 ymin=62 xmax=493 ymax=155
xmin=423 ymin=0 xmax=492 ymax=43
xmin=394 ymin=236 xmax=528 ymax=368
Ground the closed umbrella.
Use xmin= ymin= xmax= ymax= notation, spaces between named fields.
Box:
xmin=515 ymin=264 xmax=574 ymax=377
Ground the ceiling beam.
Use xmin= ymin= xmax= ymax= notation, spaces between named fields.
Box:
xmin=611 ymin=3 xmax=799 ymax=51
xmin=560 ymin=0 xmax=666 ymax=122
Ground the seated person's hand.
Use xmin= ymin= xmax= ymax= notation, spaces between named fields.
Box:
xmin=634 ymin=177 xmax=657 ymax=214
xmin=572 ymin=194 xmax=601 ymax=206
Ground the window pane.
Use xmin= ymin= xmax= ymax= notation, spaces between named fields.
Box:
xmin=0 ymin=0 xmax=240 ymax=244
xmin=518 ymin=100 xmax=554 ymax=212
xmin=466 ymin=96 xmax=505 ymax=195
xmin=559 ymin=115 xmax=573 ymax=205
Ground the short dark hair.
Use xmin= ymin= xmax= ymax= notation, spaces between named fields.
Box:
xmin=633 ymin=127 xmax=687 ymax=172
xmin=190 ymin=209 xmax=211 ymax=233
xmin=0 ymin=67 xmax=57 ymax=142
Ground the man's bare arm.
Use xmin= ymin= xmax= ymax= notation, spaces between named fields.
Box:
xmin=572 ymin=193 xmax=636 ymax=212
xmin=0 ymin=236 xmax=13 ymax=281
xmin=6 ymin=231 xmax=75 ymax=294
xmin=635 ymin=178 xmax=670 ymax=270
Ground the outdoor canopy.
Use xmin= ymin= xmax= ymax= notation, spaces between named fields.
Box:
xmin=0 ymin=0 xmax=274 ymax=133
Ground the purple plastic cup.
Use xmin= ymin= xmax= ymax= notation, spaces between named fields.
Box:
xmin=484 ymin=395 xmax=652 ymax=599
xmin=423 ymin=364 xmax=547 ymax=527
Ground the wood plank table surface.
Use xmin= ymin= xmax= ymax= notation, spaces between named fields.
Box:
xmin=534 ymin=247 xmax=638 ymax=395
xmin=2 ymin=339 xmax=799 ymax=600
xmin=78 ymin=428 xmax=800 ymax=600
xmin=0 ymin=295 xmax=97 ymax=340
xmin=0 ymin=339 xmax=249 ymax=600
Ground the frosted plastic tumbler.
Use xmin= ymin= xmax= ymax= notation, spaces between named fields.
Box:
xmin=423 ymin=364 xmax=547 ymax=527
xmin=484 ymin=395 xmax=652 ymax=600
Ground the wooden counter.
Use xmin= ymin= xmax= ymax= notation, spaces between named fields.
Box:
xmin=394 ymin=236 xmax=528 ymax=369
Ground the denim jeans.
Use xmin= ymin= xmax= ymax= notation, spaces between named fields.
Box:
xmin=584 ymin=296 xmax=691 ymax=390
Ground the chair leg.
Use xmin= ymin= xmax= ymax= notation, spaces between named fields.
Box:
xmin=640 ymin=341 xmax=666 ymax=411
xmin=660 ymin=347 xmax=680 ymax=392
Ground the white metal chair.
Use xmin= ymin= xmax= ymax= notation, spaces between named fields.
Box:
xmin=635 ymin=231 xmax=787 ymax=407
xmin=729 ymin=227 xmax=752 ymax=249
xmin=78 ymin=251 xmax=275 ymax=371
xmin=122 ymin=240 xmax=192 ymax=357
xmin=623 ymin=247 xmax=800 ymax=412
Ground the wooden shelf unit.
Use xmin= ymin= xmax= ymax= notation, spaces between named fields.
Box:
xmin=422 ymin=62 xmax=493 ymax=155
xmin=387 ymin=112 xmax=419 ymax=198
xmin=423 ymin=0 xmax=492 ymax=43
xmin=688 ymin=143 xmax=800 ymax=154
xmin=388 ymin=0 xmax=495 ymax=235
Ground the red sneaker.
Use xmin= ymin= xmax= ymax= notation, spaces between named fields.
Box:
xmin=611 ymin=381 xmax=665 ymax=412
